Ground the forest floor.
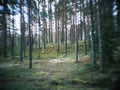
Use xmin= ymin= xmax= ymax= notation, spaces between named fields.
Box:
xmin=0 ymin=55 xmax=120 ymax=90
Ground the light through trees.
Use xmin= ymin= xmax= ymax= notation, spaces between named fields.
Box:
xmin=0 ymin=0 xmax=119 ymax=71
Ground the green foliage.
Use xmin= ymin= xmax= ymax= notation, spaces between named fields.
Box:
xmin=113 ymin=45 xmax=120 ymax=63
xmin=0 ymin=0 xmax=120 ymax=89
xmin=0 ymin=38 xmax=2 ymax=56
xmin=32 ymin=44 xmax=56 ymax=59
xmin=0 ymin=56 xmax=120 ymax=90
xmin=29 ymin=40 xmax=89 ymax=60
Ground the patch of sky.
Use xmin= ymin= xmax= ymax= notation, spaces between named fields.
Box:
xmin=0 ymin=5 xmax=4 ymax=10
xmin=113 ymin=5 xmax=117 ymax=16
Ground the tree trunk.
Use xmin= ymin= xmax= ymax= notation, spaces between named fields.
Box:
xmin=28 ymin=0 xmax=32 ymax=68
xmin=57 ymin=17 xmax=60 ymax=55
xmin=79 ymin=9 xmax=83 ymax=40
xmin=20 ymin=0 xmax=23 ymax=61
xmin=90 ymin=0 xmax=96 ymax=67
xmin=86 ymin=0 xmax=91 ymax=49
xmin=23 ymin=14 xmax=26 ymax=57
xmin=116 ymin=0 xmax=120 ymax=31
xmin=42 ymin=1 xmax=46 ymax=53
xmin=73 ymin=0 xmax=78 ymax=62
xmin=11 ymin=14 xmax=15 ymax=59
xmin=64 ymin=0 xmax=67 ymax=56
xmin=97 ymin=0 xmax=104 ymax=71
xmin=61 ymin=4 xmax=64 ymax=44
xmin=38 ymin=0 xmax=41 ymax=58
xmin=83 ymin=1 xmax=87 ymax=55
xmin=3 ymin=0 xmax=8 ymax=58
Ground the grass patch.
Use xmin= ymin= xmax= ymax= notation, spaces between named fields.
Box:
xmin=0 ymin=41 xmax=120 ymax=90
xmin=0 ymin=57 xmax=119 ymax=90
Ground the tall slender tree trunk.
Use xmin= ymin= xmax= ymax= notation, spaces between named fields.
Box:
xmin=57 ymin=17 xmax=60 ymax=55
xmin=20 ymin=0 xmax=23 ymax=61
xmin=73 ymin=0 xmax=78 ymax=62
xmin=8 ymin=15 xmax=11 ymax=52
xmin=11 ymin=11 xmax=15 ymax=59
xmin=86 ymin=0 xmax=91 ymax=49
xmin=38 ymin=0 xmax=41 ymax=58
xmin=94 ymin=0 xmax=99 ymax=54
xmin=45 ymin=20 xmax=48 ymax=44
xmin=98 ymin=0 xmax=104 ymax=71
xmin=64 ymin=0 xmax=67 ymax=56
xmin=65 ymin=24 xmax=67 ymax=56
xmin=50 ymin=2 xmax=53 ymax=43
xmin=83 ymin=1 xmax=87 ymax=54
xmin=116 ymin=0 xmax=120 ymax=31
xmin=71 ymin=2 xmax=75 ymax=45
xmin=61 ymin=3 xmax=64 ymax=44
xmin=3 ymin=0 xmax=8 ymax=58
xmin=55 ymin=1 xmax=57 ymax=43
xmin=50 ymin=22 xmax=53 ymax=43
xmin=23 ymin=14 xmax=26 ymax=57
xmin=61 ymin=17 xmax=64 ymax=44
xmin=28 ymin=0 xmax=32 ymax=68
xmin=69 ymin=2 xmax=73 ymax=47
xmin=79 ymin=5 xmax=83 ymax=40
xmin=48 ymin=19 xmax=51 ymax=43
xmin=42 ymin=19 xmax=45 ymax=53
xmin=48 ymin=2 xmax=51 ymax=43
xmin=42 ymin=1 xmax=46 ymax=53
xmin=90 ymin=0 xmax=96 ymax=67
xmin=11 ymin=4 xmax=17 ymax=59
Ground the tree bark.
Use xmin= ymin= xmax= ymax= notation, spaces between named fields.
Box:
xmin=38 ymin=0 xmax=41 ymax=58
xmin=83 ymin=1 xmax=87 ymax=55
xmin=28 ymin=0 xmax=32 ymax=68
xmin=20 ymin=0 xmax=23 ymax=61
xmin=97 ymin=0 xmax=104 ymax=71
xmin=64 ymin=0 xmax=67 ymax=56
xmin=90 ymin=0 xmax=96 ymax=67
xmin=3 ymin=0 xmax=8 ymax=58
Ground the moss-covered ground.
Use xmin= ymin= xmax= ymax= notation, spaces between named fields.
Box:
xmin=0 ymin=43 xmax=120 ymax=90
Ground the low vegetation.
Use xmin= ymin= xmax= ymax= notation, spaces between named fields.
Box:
xmin=0 ymin=45 xmax=120 ymax=90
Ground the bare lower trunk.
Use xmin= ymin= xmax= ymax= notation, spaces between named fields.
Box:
xmin=3 ymin=0 xmax=8 ymax=58
xmin=90 ymin=0 xmax=96 ymax=67
xmin=98 ymin=0 xmax=104 ymax=71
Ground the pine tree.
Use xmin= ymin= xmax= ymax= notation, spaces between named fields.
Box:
xmin=97 ymin=0 xmax=104 ymax=71
xmin=28 ymin=0 xmax=32 ymax=68
xmin=20 ymin=0 xmax=23 ymax=61
xmin=3 ymin=0 xmax=8 ymax=58
xmin=90 ymin=0 xmax=96 ymax=67
xmin=38 ymin=0 xmax=41 ymax=58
